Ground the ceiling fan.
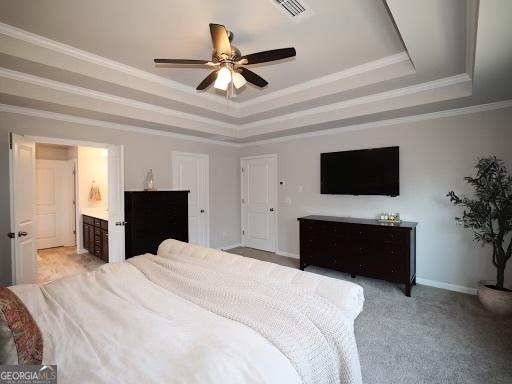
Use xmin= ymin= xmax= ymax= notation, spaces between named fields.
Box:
xmin=154 ymin=23 xmax=296 ymax=94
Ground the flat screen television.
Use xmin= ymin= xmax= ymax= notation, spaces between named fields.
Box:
xmin=321 ymin=146 xmax=399 ymax=196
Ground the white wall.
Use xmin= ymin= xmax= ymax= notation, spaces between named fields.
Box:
xmin=0 ymin=111 xmax=241 ymax=285
xmin=240 ymin=108 xmax=512 ymax=291
xmin=2 ymin=107 xmax=511 ymax=291
xmin=77 ymin=146 xmax=108 ymax=213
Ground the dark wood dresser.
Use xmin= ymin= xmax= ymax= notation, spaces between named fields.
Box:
xmin=83 ymin=215 xmax=109 ymax=262
xmin=124 ymin=191 xmax=189 ymax=258
xmin=298 ymin=215 xmax=418 ymax=296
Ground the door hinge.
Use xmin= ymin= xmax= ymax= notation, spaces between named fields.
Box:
xmin=9 ymin=133 xmax=13 ymax=150
xmin=7 ymin=232 xmax=15 ymax=239
xmin=242 ymin=230 xmax=245 ymax=235
xmin=73 ymin=230 xmax=76 ymax=235
xmin=242 ymin=198 xmax=244 ymax=204
xmin=241 ymin=167 xmax=244 ymax=173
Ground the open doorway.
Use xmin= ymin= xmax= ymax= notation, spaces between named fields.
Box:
xmin=10 ymin=134 xmax=125 ymax=285
xmin=35 ymin=144 xmax=108 ymax=283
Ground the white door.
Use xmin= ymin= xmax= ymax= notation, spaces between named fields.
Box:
xmin=172 ymin=152 xmax=209 ymax=246
xmin=241 ymin=155 xmax=277 ymax=252
xmin=36 ymin=160 xmax=75 ymax=249
xmin=10 ymin=134 xmax=37 ymax=284
xmin=107 ymin=145 xmax=125 ymax=262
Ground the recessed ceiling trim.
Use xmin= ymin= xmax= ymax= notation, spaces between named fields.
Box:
xmin=0 ymin=22 xmax=233 ymax=112
xmin=0 ymin=68 xmax=473 ymax=139
xmin=239 ymin=99 xmax=512 ymax=146
xmin=237 ymin=52 xmax=413 ymax=116
xmin=238 ymin=73 xmax=471 ymax=133
xmin=3 ymin=100 xmax=511 ymax=148
xmin=0 ymin=67 xmax=238 ymax=132
xmin=466 ymin=0 xmax=480 ymax=78
xmin=0 ymin=22 xmax=416 ymax=119
xmin=0 ymin=103 xmax=239 ymax=147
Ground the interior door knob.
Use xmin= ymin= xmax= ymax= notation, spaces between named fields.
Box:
xmin=270 ymin=208 xmax=274 ymax=212
xmin=115 ymin=221 xmax=127 ymax=226
xmin=18 ymin=231 xmax=28 ymax=237
xmin=200 ymin=209 xmax=205 ymax=213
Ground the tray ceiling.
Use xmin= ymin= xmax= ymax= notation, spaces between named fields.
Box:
xmin=1 ymin=0 xmax=511 ymax=144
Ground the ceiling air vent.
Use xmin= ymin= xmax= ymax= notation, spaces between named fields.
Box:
xmin=271 ymin=0 xmax=314 ymax=22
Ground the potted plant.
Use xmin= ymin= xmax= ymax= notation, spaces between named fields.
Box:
xmin=447 ymin=156 xmax=512 ymax=315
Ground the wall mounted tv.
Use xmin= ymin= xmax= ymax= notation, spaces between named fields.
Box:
xmin=321 ymin=146 xmax=399 ymax=196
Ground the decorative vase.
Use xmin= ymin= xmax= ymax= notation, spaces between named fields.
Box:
xmin=144 ymin=169 xmax=156 ymax=191
xmin=477 ymin=280 xmax=512 ymax=316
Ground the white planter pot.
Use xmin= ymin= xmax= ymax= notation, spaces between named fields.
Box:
xmin=477 ymin=280 xmax=512 ymax=316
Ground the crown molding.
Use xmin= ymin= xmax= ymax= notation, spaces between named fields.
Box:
xmin=239 ymin=99 xmax=512 ymax=146
xmin=3 ymin=100 xmax=511 ymax=149
xmin=237 ymin=52 xmax=412 ymax=112
xmin=0 ymin=104 xmax=239 ymax=147
xmin=0 ymin=22 xmax=234 ymax=112
xmin=238 ymin=73 xmax=471 ymax=132
xmin=0 ymin=67 xmax=238 ymax=133
xmin=0 ymin=22 xmax=416 ymax=119
xmin=466 ymin=0 xmax=480 ymax=78
xmin=0 ymin=66 xmax=473 ymax=138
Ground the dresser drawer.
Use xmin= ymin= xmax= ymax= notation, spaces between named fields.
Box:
xmin=298 ymin=216 xmax=417 ymax=296
xmin=83 ymin=215 xmax=94 ymax=225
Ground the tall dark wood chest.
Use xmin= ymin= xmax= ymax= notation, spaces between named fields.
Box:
xmin=124 ymin=191 xmax=189 ymax=258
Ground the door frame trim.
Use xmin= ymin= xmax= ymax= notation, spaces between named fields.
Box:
xmin=171 ymin=151 xmax=210 ymax=247
xmin=240 ymin=154 xmax=278 ymax=252
xmin=9 ymin=133 xmax=124 ymax=284
xmin=8 ymin=134 xmax=17 ymax=284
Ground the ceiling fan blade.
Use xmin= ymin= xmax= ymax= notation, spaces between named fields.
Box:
xmin=209 ymin=23 xmax=232 ymax=57
xmin=241 ymin=47 xmax=296 ymax=65
xmin=154 ymin=59 xmax=212 ymax=65
xmin=196 ymin=70 xmax=219 ymax=90
xmin=239 ymin=68 xmax=268 ymax=88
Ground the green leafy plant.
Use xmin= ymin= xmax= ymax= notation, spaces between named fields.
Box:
xmin=447 ymin=157 xmax=512 ymax=291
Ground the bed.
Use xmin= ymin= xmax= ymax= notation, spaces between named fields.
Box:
xmin=7 ymin=239 xmax=364 ymax=384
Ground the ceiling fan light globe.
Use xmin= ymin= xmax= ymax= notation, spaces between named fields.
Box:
xmin=217 ymin=66 xmax=232 ymax=83
xmin=214 ymin=77 xmax=230 ymax=91
xmin=232 ymin=72 xmax=247 ymax=89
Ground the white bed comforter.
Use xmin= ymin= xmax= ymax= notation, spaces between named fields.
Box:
xmin=10 ymin=240 xmax=364 ymax=384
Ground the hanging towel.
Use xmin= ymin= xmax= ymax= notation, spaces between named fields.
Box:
xmin=89 ymin=182 xmax=102 ymax=201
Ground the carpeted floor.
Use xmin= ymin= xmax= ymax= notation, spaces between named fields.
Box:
xmin=227 ymin=246 xmax=512 ymax=384
xmin=37 ymin=246 xmax=105 ymax=284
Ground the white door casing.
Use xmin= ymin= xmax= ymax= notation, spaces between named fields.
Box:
xmin=172 ymin=152 xmax=209 ymax=247
xmin=241 ymin=155 xmax=278 ymax=252
xmin=107 ymin=144 xmax=125 ymax=262
xmin=10 ymin=134 xmax=37 ymax=284
xmin=10 ymin=134 xmax=125 ymax=284
xmin=35 ymin=160 xmax=75 ymax=249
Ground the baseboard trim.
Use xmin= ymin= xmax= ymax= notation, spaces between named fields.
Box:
xmin=225 ymin=246 xmax=477 ymax=294
xmin=276 ymin=250 xmax=300 ymax=260
xmin=416 ymin=278 xmax=477 ymax=295
xmin=217 ymin=243 xmax=241 ymax=251
xmin=77 ymin=248 xmax=88 ymax=255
